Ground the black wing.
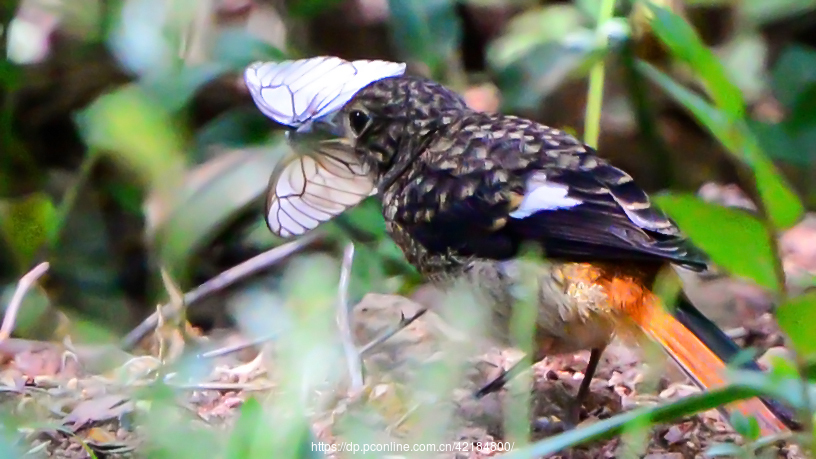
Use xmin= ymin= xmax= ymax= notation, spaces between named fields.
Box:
xmin=397 ymin=127 xmax=708 ymax=270
xmin=506 ymin=162 xmax=709 ymax=270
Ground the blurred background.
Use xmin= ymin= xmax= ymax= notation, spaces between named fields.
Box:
xmin=1 ymin=0 xmax=816 ymax=457
xmin=1 ymin=0 xmax=814 ymax=337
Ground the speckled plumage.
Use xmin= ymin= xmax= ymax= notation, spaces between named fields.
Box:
xmin=256 ymin=66 xmax=791 ymax=433
xmin=341 ymin=76 xmax=708 ymax=280
xmin=306 ymin=74 xmax=712 ymax=355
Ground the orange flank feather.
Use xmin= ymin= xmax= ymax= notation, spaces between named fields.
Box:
xmin=641 ymin=306 xmax=788 ymax=435
xmin=592 ymin=264 xmax=789 ymax=436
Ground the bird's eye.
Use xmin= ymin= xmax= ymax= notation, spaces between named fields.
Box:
xmin=349 ymin=110 xmax=370 ymax=136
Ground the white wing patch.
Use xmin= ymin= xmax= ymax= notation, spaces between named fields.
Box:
xmin=266 ymin=148 xmax=376 ymax=238
xmin=245 ymin=56 xmax=407 ymax=127
xmin=509 ymin=172 xmax=582 ymax=219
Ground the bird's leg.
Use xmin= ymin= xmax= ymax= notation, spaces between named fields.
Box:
xmin=527 ymin=346 xmax=605 ymax=435
xmin=569 ymin=346 xmax=604 ymax=425
xmin=474 ymin=358 xmax=530 ymax=398
xmin=474 ymin=346 xmax=604 ymax=435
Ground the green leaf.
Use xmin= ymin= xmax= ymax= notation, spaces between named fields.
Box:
xmin=716 ymin=33 xmax=768 ymax=104
xmin=619 ymin=409 xmax=651 ymax=458
xmin=488 ymin=5 xmax=587 ymax=67
xmin=645 ymin=2 xmax=745 ymax=118
xmin=770 ymin=44 xmax=816 ymax=109
xmin=752 ymin=158 xmax=805 ymax=229
xmin=287 ymin=0 xmax=344 ymax=17
xmin=742 ymin=0 xmax=816 ymax=25
xmin=654 ymin=193 xmax=780 ymax=293
xmin=787 ymin=83 xmax=816 ymax=132
xmin=642 ymin=6 xmax=804 ymax=228
xmin=0 ymin=283 xmax=53 ymax=339
xmin=139 ymin=64 xmax=230 ymax=113
xmin=194 ymin=110 xmax=277 ymax=159
xmin=107 ymin=0 xmax=178 ymax=76
xmin=637 ymin=61 xmax=804 ymax=229
xmin=49 ymin=178 xmax=132 ymax=333
xmin=140 ymin=383 xmax=222 ymax=458
xmin=724 ymin=368 xmax=811 ymax=413
xmin=776 ymin=291 xmax=816 ymax=360
xmin=730 ymin=411 xmax=761 ymax=441
xmin=487 ymin=4 xmax=610 ymax=111
xmin=769 ymin=352 xmax=800 ymax=381
xmin=500 ymin=382 xmax=777 ymax=458
xmin=387 ymin=0 xmax=462 ymax=79
xmin=77 ymin=84 xmax=186 ymax=193
xmin=705 ymin=442 xmax=747 ymax=457
xmin=756 ymin=45 xmax=816 ymax=171
xmin=491 ymin=40 xmax=604 ymax=112
xmin=225 ymin=397 xmax=263 ymax=459
xmin=348 ymin=242 xmax=387 ymax=299
xmin=636 ymin=61 xmax=729 ymax=141
xmin=750 ymin=120 xmax=814 ymax=167
xmin=338 ymin=198 xmax=387 ymax=237
xmin=212 ymin=28 xmax=287 ymax=69
xmin=154 ymin=144 xmax=288 ymax=277
xmin=0 ymin=193 xmax=57 ymax=268
xmin=0 ymin=414 xmax=23 ymax=458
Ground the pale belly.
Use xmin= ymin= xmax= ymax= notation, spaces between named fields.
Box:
xmin=459 ymin=259 xmax=620 ymax=359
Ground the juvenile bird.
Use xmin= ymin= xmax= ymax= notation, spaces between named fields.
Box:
xmin=244 ymin=56 xmax=792 ymax=434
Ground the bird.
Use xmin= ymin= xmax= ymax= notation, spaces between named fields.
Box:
xmin=243 ymin=56 xmax=794 ymax=435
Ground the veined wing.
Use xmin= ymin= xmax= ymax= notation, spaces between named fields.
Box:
xmin=265 ymin=145 xmax=376 ymax=238
xmin=244 ymin=56 xmax=406 ymax=128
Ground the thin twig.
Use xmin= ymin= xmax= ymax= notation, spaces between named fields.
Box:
xmin=154 ymin=303 xmax=167 ymax=363
xmin=161 ymin=266 xmax=186 ymax=314
xmin=750 ymin=430 xmax=801 ymax=450
xmin=161 ymin=381 xmax=275 ymax=392
xmin=337 ymin=243 xmax=364 ymax=391
xmin=214 ymin=351 xmax=266 ymax=381
xmin=121 ymin=232 xmax=320 ymax=350
xmin=0 ymin=262 xmax=50 ymax=341
xmin=359 ymin=308 xmax=428 ymax=356
xmin=158 ymin=266 xmax=193 ymax=359
xmin=54 ymin=152 xmax=99 ymax=239
xmin=199 ymin=332 xmax=278 ymax=359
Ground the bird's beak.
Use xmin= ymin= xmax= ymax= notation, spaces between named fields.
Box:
xmin=287 ymin=111 xmax=346 ymax=146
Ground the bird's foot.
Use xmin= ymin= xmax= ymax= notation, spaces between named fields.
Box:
xmin=473 ymin=358 xmax=529 ymax=398
xmin=474 ymin=369 xmax=509 ymax=398
xmin=532 ymin=401 xmax=587 ymax=435
xmin=533 ymin=415 xmax=575 ymax=435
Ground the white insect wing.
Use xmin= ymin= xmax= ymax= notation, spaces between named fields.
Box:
xmin=245 ymin=56 xmax=406 ymax=127
xmin=266 ymin=149 xmax=375 ymax=238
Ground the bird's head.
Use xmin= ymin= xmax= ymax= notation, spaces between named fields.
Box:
xmin=244 ymin=56 xmax=467 ymax=238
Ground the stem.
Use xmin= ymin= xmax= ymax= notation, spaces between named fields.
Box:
xmin=0 ymin=0 xmax=18 ymax=60
xmin=621 ymin=43 xmax=675 ymax=187
xmin=54 ymin=152 xmax=100 ymax=240
xmin=0 ymin=261 xmax=50 ymax=340
xmin=736 ymin=140 xmax=812 ymax=443
xmin=583 ymin=0 xmax=618 ymax=148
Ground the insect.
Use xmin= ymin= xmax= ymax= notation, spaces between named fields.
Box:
xmin=245 ymin=57 xmax=406 ymax=237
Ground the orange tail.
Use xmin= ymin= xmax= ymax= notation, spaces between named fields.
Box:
xmin=638 ymin=302 xmax=788 ymax=436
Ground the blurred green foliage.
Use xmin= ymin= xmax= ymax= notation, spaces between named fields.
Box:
xmin=654 ymin=193 xmax=781 ymax=292
xmin=638 ymin=4 xmax=803 ymax=231
xmin=387 ymin=0 xmax=462 ymax=81
xmin=488 ymin=3 xmax=613 ymax=111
